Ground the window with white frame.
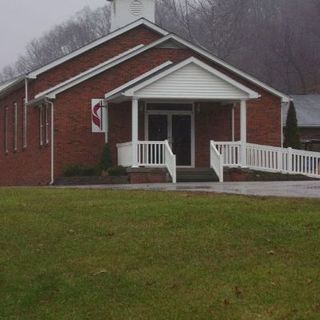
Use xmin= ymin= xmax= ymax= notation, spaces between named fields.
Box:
xmin=22 ymin=97 xmax=27 ymax=149
xmin=39 ymin=105 xmax=44 ymax=146
xmin=13 ymin=102 xmax=18 ymax=151
xmin=4 ymin=106 xmax=8 ymax=153
xmin=39 ymin=104 xmax=49 ymax=146
xmin=45 ymin=104 xmax=49 ymax=145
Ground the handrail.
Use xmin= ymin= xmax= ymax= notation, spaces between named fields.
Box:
xmin=215 ymin=141 xmax=241 ymax=167
xmin=164 ymin=140 xmax=176 ymax=183
xmin=214 ymin=141 xmax=320 ymax=178
xmin=117 ymin=140 xmax=176 ymax=183
xmin=210 ymin=141 xmax=224 ymax=182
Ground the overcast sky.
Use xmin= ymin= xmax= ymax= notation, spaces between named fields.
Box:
xmin=0 ymin=0 xmax=106 ymax=70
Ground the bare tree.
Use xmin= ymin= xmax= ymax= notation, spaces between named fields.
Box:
xmin=0 ymin=5 xmax=110 ymax=82
xmin=1 ymin=0 xmax=320 ymax=94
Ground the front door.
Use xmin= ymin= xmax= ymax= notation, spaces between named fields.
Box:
xmin=148 ymin=115 xmax=168 ymax=141
xmin=172 ymin=115 xmax=191 ymax=166
xmin=147 ymin=112 xmax=193 ymax=167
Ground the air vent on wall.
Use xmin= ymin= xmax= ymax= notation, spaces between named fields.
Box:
xmin=129 ymin=0 xmax=144 ymax=16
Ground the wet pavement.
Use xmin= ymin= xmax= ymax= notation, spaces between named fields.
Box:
xmin=66 ymin=181 xmax=320 ymax=199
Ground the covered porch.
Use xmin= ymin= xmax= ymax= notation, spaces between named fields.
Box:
xmin=105 ymin=57 xmax=260 ymax=183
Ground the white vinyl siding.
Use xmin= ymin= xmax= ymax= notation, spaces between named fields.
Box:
xmin=135 ymin=63 xmax=249 ymax=100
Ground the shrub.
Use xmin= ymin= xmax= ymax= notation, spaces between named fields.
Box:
xmin=62 ymin=165 xmax=83 ymax=177
xmin=81 ymin=167 xmax=99 ymax=176
xmin=62 ymin=165 xmax=98 ymax=177
xmin=107 ymin=166 xmax=127 ymax=176
xmin=284 ymin=101 xmax=301 ymax=149
xmin=100 ymin=144 xmax=112 ymax=171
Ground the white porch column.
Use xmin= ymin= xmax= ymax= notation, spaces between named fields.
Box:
xmin=132 ymin=97 xmax=139 ymax=167
xmin=240 ymin=100 xmax=247 ymax=167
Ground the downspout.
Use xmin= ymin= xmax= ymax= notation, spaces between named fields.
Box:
xmin=24 ymin=77 xmax=29 ymax=103
xmin=24 ymin=77 xmax=29 ymax=149
xmin=45 ymin=99 xmax=55 ymax=185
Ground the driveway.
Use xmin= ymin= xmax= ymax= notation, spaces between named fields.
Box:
xmin=71 ymin=181 xmax=320 ymax=199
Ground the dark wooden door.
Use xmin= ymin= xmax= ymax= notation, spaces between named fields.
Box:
xmin=148 ymin=115 xmax=168 ymax=141
xmin=172 ymin=115 xmax=191 ymax=166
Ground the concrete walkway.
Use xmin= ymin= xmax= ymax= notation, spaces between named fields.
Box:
xmin=71 ymin=181 xmax=320 ymax=199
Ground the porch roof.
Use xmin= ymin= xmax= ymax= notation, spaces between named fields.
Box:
xmin=105 ymin=57 xmax=260 ymax=103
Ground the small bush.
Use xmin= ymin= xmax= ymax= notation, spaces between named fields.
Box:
xmin=284 ymin=101 xmax=301 ymax=149
xmin=100 ymin=144 xmax=112 ymax=171
xmin=107 ymin=166 xmax=127 ymax=176
xmin=81 ymin=167 xmax=99 ymax=176
xmin=62 ymin=165 xmax=99 ymax=177
xmin=63 ymin=165 xmax=83 ymax=177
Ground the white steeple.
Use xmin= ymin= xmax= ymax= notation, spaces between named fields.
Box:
xmin=108 ymin=0 xmax=156 ymax=31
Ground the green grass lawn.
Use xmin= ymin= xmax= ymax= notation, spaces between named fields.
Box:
xmin=1 ymin=188 xmax=320 ymax=320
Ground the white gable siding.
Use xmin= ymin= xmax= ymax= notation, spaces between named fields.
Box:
xmin=135 ymin=63 xmax=249 ymax=100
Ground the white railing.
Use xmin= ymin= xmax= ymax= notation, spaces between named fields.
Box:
xmin=164 ymin=140 xmax=177 ymax=183
xmin=137 ymin=141 xmax=166 ymax=167
xmin=246 ymin=143 xmax=287 ymax=172
xmin=117 ymin=140 xmax=176 ymax=183
xmin=290 ymin=148 xmax=320 ymax=177
xmin=117 ymin=142 xmax=133 ymax=167
xmin=214 ymin=141 xmax=320 ymax=178
xmin=210 ymin=141 xmax=224 ymax=182
xmin=215 ymin=141 xmax=241 ymax=167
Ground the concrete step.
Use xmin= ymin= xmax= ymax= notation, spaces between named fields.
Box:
xmin=177 ymin=168 xmax=218 ymax=182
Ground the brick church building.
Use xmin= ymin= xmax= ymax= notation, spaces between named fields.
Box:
xmin=0 ymin=0 xmax=292 ymax=186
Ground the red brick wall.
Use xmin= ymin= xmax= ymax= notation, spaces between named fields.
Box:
xmin=195 ymin=102 xmax=233 ymax=167
xmin=300 ymin=127 xmax=320 ymax=141
xmin=234 ymin=94 xmax=282 ymax=147
xmin=299 ymin=127 xmax=320 ymax=152
xmin=52 ymin=48 xmax=190 ymax=176
xmin=30 ymin=26 xmax=162 ymax=96
xmin=0 ymin=87 xmax=51 ymax=186
xmin=0 ymin=25 xmax=284 ymax=185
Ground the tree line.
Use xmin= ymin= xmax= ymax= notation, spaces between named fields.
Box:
xmin=1 ymin=0 xmax=319 ymax=94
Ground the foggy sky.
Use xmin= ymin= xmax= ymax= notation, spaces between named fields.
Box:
xmin=0 ymin=0 xmax=106 ymax=70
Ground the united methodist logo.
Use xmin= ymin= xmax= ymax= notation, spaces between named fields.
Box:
xmin=91 ymin=99 xmax=105 ymax=133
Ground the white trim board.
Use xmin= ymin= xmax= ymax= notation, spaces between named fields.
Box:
xmin=25 ymin=20 xmax=289 ymax=103
xmin=145 ymin=105 xmax=195 ymax=168
xmin=166 ymin=34 xmax=291 ymax=102
xmin=35 ymin=44 xmax=145 ymax=99
xmin=35 ymin=35 xmax=174 ymax=101
xmin=28 ymin=19 xmax=168 ymax=79
xmin=104 ymin=61 xmax=173 ymax=100
xmin=107 ymin=57 xmax=260 ymax=101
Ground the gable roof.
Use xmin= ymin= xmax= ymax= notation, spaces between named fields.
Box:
xmin=106 ymin=57 xmax=260 ymax=101
xmin=34 ymin=33 xmax=289 ymax=103
xmin=3 ymin=18 xmax=290 ymax=103
xmin=28 ymin=19 xmax=168 ymax=79
xmin=0 ymin=76 xmax=25 ymax=99
xmin=34 ymin=44 xmax=146 ymax=99
xmin=283 ymin=95 xmax=320 ymax=127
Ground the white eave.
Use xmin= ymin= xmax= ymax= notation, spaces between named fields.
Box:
xmin=25 ymin=19 xmax=289 ymax=103
xmin=165 ymin=35 xmax=291 ymax=103
xmin=35 ymin=44 xmax=146 ymax=99
xmin=106 ymin=57 xmax=260 ymax=102
xmin=0 ymin=76 xmax=26 ymax=98
xmin=27 ymin=18 xmax=168 ymax=79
